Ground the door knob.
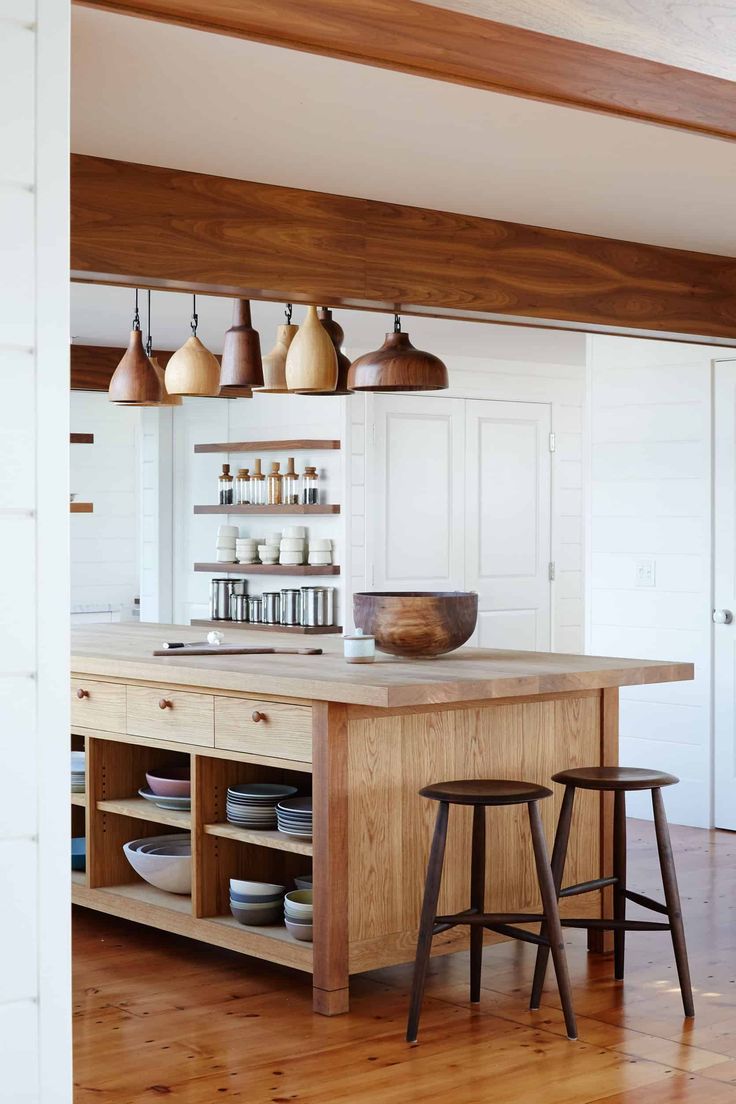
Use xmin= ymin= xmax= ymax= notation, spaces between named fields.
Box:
xmin=252 ymin=710 xmax=266 ymax=723
xmin=159 ymin=698 xmax=173 ymax=710
xmin=76 ymin=688 xmax=89 ymax=699
xmin=713 ymin=609 xmax=733 ymax=624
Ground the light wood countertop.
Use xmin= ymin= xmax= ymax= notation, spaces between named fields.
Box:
xmin=71 ymin=623 xmax=694 ymax=709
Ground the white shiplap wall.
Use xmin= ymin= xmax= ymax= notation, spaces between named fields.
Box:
xmin=0 ymin=1 xmax=71 ymax=1101
xmin=587 ymin=335 xmax=714 ymax=827
xmin=70 ymin=391 xmax=141 ymax=620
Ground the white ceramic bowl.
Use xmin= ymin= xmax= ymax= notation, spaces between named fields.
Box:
xmin=284 ymin=889 xmax=313 ymax=916
xmin=308 ymin=539 xmax=332 ymax=551
xmin=280 ymin=551 xmax=305 ymax=565
xmin=285 ymin=917 xmax=313 ymax=942
xmin=123 ymin=837 xmax=192 ymax=894
xmin=308 ymin=551 xmax=332 ymax=565
xmin=217 ymin=525 xmax=238 ymax=538
xmin=282 ymin=526 xmax=307 ymax=539
xmin=229 ymin=878 xmax=286 ymax=897
xmin=280 ymin=538 xmax=306 ymax=551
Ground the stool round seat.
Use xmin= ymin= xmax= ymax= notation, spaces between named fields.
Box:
xmin=552 ymin=766 xmax=678 ymax=791
xmin=419 ymin=779 xmax=552 ymax=806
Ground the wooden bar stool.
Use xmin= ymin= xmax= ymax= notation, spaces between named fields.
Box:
xmin=406 ymin=779 xmax=577 ymax=1043
xmin=530 ymin=767 xmax=694 ymax=1018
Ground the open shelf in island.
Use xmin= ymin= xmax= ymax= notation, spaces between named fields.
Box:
xmin=204 ymin=822 xmax=313 ymax=856
xmin=96 ymin=796 xmax=191 ymax=830
xmin=194 ymin=562 xmax=340 ymax=576
xmin=194 ymin=504 xmax=340 ymax=515
xmin=70 ymin=792 xmax=87 ymax=807
xmin=194 ymin=439 xmax=340 ymax=454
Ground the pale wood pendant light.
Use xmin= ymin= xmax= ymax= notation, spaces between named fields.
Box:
xmin=219 ymin=299 xmax=264 ymax=391
xmin=348 ymin=314 xmax=449 ymax=392
xmin=149 ymin=355 xmax=182 ymax=406
xmin=285 ymin=305 xmax=338 ymax=393
xmin=108 ymin=290 xmax=163 ymax=405
xmin=259 ymin=304 xmax=299 ymax=393
xmin=316 ymin=307 xmax=352 ymax=395
xmin=165 ymin=294 xmax=221 ymax=397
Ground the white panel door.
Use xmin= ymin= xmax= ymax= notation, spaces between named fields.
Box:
xmin=713 ymin=360 xmax=736 ymax=828
xmin=465 ymin=399 xmax=552 ymax=650
xmin=371 ymin=396 xmax=465 ymax=590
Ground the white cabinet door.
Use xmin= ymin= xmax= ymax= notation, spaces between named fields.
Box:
xmin=370 ymin=396 xmax=466 ymax=590
xmin=713 ymin=360 xmax=736 ymax=828
xmin=464 ymin=400 xmax=552 ymax=650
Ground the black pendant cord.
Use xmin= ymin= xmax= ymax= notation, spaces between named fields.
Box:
xmin=191 ymin=293 xmax=198 ymax=336
xmin=394 ymin=313 xmax=401 ymax=333
xmin=145 ymin=289 xmax=153 ymax=357
xmin=285 ymin=303 xmax=293 ymax=324
xmin=133 ymin=288 xmax=141 ymax=331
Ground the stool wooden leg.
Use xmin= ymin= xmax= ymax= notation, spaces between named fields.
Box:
xmin=470 ymin=804 xmax=486 ymax=1003
xmin=530 ymin=784 xmax=575 ymax=1009
xmin=652 ymin=787 xmax=695 ymax=1018
xmin=407 ymin=801 xmax=450 ymax=1043
xmin=613 ymin=790 xmax=627 ymax=980
xmin=528 ymin=800 xmax=577 ymax=1040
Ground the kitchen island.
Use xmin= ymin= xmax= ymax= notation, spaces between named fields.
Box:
xmin=71 ymin=623 xmax=693 ymax=1015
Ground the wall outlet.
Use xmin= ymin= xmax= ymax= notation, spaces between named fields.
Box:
xmin=635 ymin=558 xmax=656 ymax=587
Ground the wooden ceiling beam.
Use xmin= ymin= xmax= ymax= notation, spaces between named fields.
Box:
xmin=71 ymin=154 xmax=736 ymax=344
xmin=75 ymin=0 xmax=736 ymax=142
xmin=71 ymin=343 xmax=175 ymax=390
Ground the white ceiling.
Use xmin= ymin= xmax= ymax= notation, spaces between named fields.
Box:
xmin=70 ymin=283 xmax=587 ymax=365
xmin=72 ymin=7 xmax=736 ymax=259
xmin=423 ymin=0 xmax=736 ymax=80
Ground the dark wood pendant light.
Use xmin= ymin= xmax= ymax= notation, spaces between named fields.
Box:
xmin=316 ymin=307 xmax=352 ymax=395
xmin=219 ymin=299 xmax=264 ymax=391
xmin=108 ymin=290 xmax=163 ymax=405
xmin=348 ymin=315 xmax=448 ymax=392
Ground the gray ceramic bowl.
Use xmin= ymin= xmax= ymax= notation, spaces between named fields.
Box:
xmin=285 ymin=917 xmax=313 ymax=942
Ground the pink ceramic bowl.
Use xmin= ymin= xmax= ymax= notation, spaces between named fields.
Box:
xmin=146 ymin=766 xmax=191 ymax=798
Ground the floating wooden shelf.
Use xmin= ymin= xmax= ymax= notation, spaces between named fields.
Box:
xmin=194 ymin=504 xmax=340 ymax=515
xmin=204 ymin=822 xmax=313 ymax=856
xmin=194 ymin=562 xmax=340 ymax=576
xmin=97 ymin=796 xmax=191 ymax=830
xmin=195 ymin=439 xmax=340 ymax=454
xmin=70 ymin=433 xmax=94 ymax=444
xmin=191 ymin=619 xmax=342 ymax=635
xmin=70 ymin=502 xmax=94 ymax=513
xmin=70 ymin=792 xmax=87 ymax=807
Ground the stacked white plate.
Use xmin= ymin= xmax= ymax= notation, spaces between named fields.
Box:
xmin=280 ymin=536 xmax=306 ymax=565
xmin=226 ymin=783 xmax=298 ymax=829
xmin=71 ymin=750 xmax=85 ymax=794
xmin=216 ymin=524 xmax=238 ymax=563
xmin=308 ymin=539 xmax=332 ymax=566
xmin=277 ymin=796 xmax=313 ymax=839
xmin=236 ymin=538 xmax=258 ymax=564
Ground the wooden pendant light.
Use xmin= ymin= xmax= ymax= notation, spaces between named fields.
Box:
xmin=219 ymin=299 xmax=264 ymax=392
xmin=113 ymin=293 xmax=182 ymax=407
xmin=316 ymin=307 xmax=352 ymax=395
xmin=285 ymin=305 xmax=338 ymax=394
xmin=348 ymin=315 xmax=449 ymax=392
xmin=165 ymin=295 xmax=221 ymax=397
xmin=259 ymin=304 xmax=298 ymax=393
xmin=108 ymin=291 xmax=163 ymax=405
xmin=149 ymin=355 xmax=182 ymax=406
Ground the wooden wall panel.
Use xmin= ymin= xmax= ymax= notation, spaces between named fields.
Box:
xmin=76 ymin=0 xmax=736 ymax=142
xmin=71 ymin=344 xmax=174 ymax=391
xmin=71 ymin=155 xmax=736 ymax=343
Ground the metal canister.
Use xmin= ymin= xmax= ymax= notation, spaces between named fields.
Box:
xmin=247 ymin=596 xmax=263 ymax=623
xmin=210 ymin=577 xmax=235 ymax=620
xmin=231 ymin=579 xmax=248 ymax=597
xmin=262 ymin=591 xmax=281 ymax=624
xmin=230 ymin=593 xmax=248 ymax=622
xmin=324 ymin=586 xmax=336 ymax=626
xmin=301 ymin=586 xmax=329 ymax=626
xmin=280 ymin=589 xmax=301 ymax=626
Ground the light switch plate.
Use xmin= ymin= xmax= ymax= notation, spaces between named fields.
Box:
xmin=635 ymin=558 xmax=656 ymax=587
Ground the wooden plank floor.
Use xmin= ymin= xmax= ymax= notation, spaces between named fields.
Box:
xmin=74 ymin=820 xmax=736 ymax=1102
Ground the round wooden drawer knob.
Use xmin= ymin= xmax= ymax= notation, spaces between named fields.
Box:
xmin=159 ymin=698 xmax=173 ymax=710
xmin=76 ymin=688 xmax=89 ymax=700
xmin=251 ymin=710 xmax=266 ymax=723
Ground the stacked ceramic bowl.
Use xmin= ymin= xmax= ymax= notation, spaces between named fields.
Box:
xmin=139 ymin=765 xmax=191 ymax=812
xmin=284 ymin=889 xmax=313 ymax=941
xmin=258 ymin=534 xmax=281 ymax=565
xmin=236 ymin=537 xmax=258 ymax=564
xmin=230 ymin=878 xmax=286 ymax=926
xmin=123 ymin=833 xmax=192 ymax=894
xmin=216 ymin=525 xmax=238 ymax=563
xmin=308 ymin=539 xmax=332 ymax=566
xmin=280 ymin=526 xmax=307 ymax=566
xmin=294 ymin=873 xmax=312 ymax=891
xmin=71 ymin=750 xmax=86 ymax=794
xmin=277 ymin=796 xmax=313 ymax=839
xmin=226 ymin=782 xmax=298 ymax=829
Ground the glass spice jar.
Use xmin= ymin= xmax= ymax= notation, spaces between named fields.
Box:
xmin=235 ymin=468 xmax=251 ymax=505
xmin=218 ymin=463 xmax=234 ymax=506
xmin=283 ymin=456 xmax=299 ymax=504
xmin=251 ymin=458 xmax=265 ymax=505
xmin=267 ymin=461 xmax=283 ymax=506
xmin=302 ymin=466 xmax=319 ymax=505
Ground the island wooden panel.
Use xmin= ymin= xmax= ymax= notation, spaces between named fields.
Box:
xmin=76 ymin=0 xmax=736 ymax=142
xmin=71 ymin=155 xmax=736 ymax=343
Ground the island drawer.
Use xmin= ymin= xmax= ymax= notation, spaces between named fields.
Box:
xmin=126 ymin=686 xmax=215 ymax=746
xmin=214 ymin=697 xmax=312 ymax=763
xmin=71 ymin=678 xmax=126 ymax=732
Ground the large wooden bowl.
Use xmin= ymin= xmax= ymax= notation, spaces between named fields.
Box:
xmin=353 ymin=591 xmax=478 ymax=657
